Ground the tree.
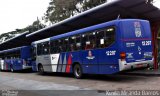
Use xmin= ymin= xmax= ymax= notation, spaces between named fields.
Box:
xmin=26 ymin=18 xmax=46 ymax=32
xmin=45 ymin=0 xmax=107 ymax=24
xmin=146 ymin=0 xmax=154 ymax=4
xmin=82 ymin=0 xmax=107 ymax=11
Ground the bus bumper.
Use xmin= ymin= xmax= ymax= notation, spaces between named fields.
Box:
xmin=118 ymin=59 xmax=153 ymax=71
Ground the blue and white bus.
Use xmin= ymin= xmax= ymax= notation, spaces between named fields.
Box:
xmin=0 ymin=46 xmax=32 ymax=72
xmin=32 ymin=19 xmax=153 ymax=78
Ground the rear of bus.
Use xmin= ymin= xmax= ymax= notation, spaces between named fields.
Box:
xmin=118 ymin=19 xmax=153 ymax=71
xmin=20 ymin=46 xmax=32 ymax=70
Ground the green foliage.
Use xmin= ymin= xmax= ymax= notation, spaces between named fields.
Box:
xmin=0 ymin=18 xmax=45 ymax=42
xmin=82 ymin=0 xmax=107 ymax=11
xmin=26 ymin=18 xmax=46 ymax=33
xmin=45 ymin=0 xmax=107 ymax=23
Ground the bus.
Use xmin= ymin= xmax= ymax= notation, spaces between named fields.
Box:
xmin=0 ymin=46 xmax=32 ymax=72
xmin=32 ymin=19 xmax=153 ymax=78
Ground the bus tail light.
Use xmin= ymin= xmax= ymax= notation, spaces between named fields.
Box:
xmin=120 ymin=52 xmax=126 ymax=60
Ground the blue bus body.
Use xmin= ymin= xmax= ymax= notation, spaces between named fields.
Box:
xmin=0 ymin=46 xmax=32 ymax=71
xmin=32 ymin=19 xmax=153 ymax=75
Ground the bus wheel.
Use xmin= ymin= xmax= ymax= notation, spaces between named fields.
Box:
xmin=10 ymin=65 xmax=14 ymax=72
xmin=38 ymin=64 xmax=44 ymax=74
xmin=73 ymin=64 xmax=83 ymax=79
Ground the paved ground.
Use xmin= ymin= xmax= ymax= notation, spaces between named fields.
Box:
xmin=0 ymin=71 xmax=160 ymax=96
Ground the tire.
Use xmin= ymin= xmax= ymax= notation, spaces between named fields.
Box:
xmin=10 ymin=65 xmax=14 ymax=72
xmin=38 ymin=64 xmax=44 ymax=75
xmin=73 ymin=64 xmax=83 ymax=79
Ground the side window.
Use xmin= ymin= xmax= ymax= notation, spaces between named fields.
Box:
xmin=31 ymin=46 xmax=36 ymax=60
xmin=43 ymin=42 xmax=50 ymax=55
xmin=69 ymin=36 xmax=76 ymax=52
xmin=82 ymin=32 xmax=96 ymax=50
xmin=97 ymin=30 xmax=105 ymax=48
xmin=63 ymin=38 xmax=69 ymax=52
xmin=57 ymin=39 xmax=63 ymax=53
xmin=50 ymin=40 xmax=55 ymax=54
xmin=81 ymin=33 xmax=88 ymax=50
xmin=104 ymin=27 xmax=115 ymax=47
xmin=97 ymin=27 xmax=115 ymax=48
xmin=37 ymin=43 xmax=42 ymax=55
xmin=88 ymin=32 xmax=96 ymax=49
xmin=76 ymin=35 xmax=81 ymax=51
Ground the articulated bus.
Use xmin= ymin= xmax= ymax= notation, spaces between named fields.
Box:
xmin=32 ymin=19 xmax=153 ymax=78
xmin=0 ymin=46 xmax=32 ymax=72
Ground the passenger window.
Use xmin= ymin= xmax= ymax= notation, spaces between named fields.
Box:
xmin=104 ymin=27 xmax=115 ymax=47
xmin=76 ymin=35 xmax=81 ymax=51
xmin=37 ymin=43 xmax=42 ymax=55
xmin=31 ymin=46 xmax=36 ymax=60
xmin=50 ymin=40 xmax=59 ymax=54
xmin=50 ymin=41 xmax=55 ymax=54
xmin=57 ymin=39 xmax=63 ymax=53
xmin=37 ymin=42 xmax=50 ymax=55
xmin=81 ymin=33 xmax=88 ymax=50
xmin=43 ymin=42 xmax=50 ymax=55
xmin=97 ymin=30 xmax=105 ymax=48
xmin=88 ymin=32 xmax=96 ymax=49
xmin=97 ymin=27 xmax=115 ymax=48
xmin=82 ymin=32 xmax=96 ymax=50
xmin=63 ymin=38 xmax=69 ymax=52
xmin=69 ymin=36 xmax=76 ymax=52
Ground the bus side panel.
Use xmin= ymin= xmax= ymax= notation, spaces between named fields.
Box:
xmin=37 ymin=55 xmax=52 ymax=72
xmin=12 ymin=59 xmax=23 ymax=70
xmin=21 ymin=47 xmax=31 ymax=59
xmin=60 ymin=53 xmax=67 ymax=73
xmin=21 ymin=47 xmax=32 ymax=66
xmin=51 ymin=52 xmax=82 ymax=73
xmin=4 ymin=60 xmax=11 ymax=71
xmin=81 ymin=50 xmax=98 ymax=74
xmin=67 ymin=51 xmax=82 ymax=73
xmin=98 ymin=47 xmax=119 ymax=74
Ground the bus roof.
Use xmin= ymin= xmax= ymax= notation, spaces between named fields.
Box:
xmin=32 ymin=19 xmax=148 ymax=44
xmin=0 ymin=46 xmax=30 ymax=54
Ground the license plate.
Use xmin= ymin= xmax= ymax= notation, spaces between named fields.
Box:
xmin=136 ymin=64 xmax=143 ymax=67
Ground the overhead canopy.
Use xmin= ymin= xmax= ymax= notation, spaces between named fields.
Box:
xmin=26 ymin=0 xmax=160 ymax=41
xmin=0 ymin=31 xmax=32 ymax=50
xmin=1 ymin=0 xmax=160 ymax=51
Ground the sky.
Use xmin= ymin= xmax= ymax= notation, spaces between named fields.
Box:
xmin=0 ymin=0 xmax=50 ymax=34
xmin=0 ymin=0 xmax=160 ymax=35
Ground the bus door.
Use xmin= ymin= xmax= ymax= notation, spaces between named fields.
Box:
xmin=31 ymin=44 xmax=37 ymax=71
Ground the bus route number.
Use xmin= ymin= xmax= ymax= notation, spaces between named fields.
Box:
xmin=142 ymin=41 xmax=151 ymax=46
xmin=106 ymin=51 xmax=116 ymax=56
